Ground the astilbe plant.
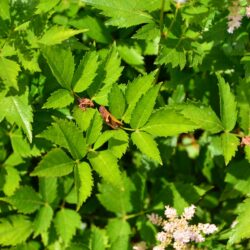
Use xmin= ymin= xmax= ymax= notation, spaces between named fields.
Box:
xmin=147 ymin=205 xmax=217 ymax=250
xmin=227 ymin=0 xmax=250 ymax=33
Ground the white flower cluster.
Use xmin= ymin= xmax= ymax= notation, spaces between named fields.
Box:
xmin=174 ymin=0 xmax=187 ymax=3
xmin=227 ymin=1 xmax=250 ymax=33
xmin=148 ymin=205 xmax=218 ymax=250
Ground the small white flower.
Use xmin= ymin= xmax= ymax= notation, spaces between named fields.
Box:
xmin=189 ymin=231 xmax=205 ymax=243
xmin=231 ymin=220 xmax=238 ymax=228
xmin=173 ymin=229 xmax=191 ymax=243
xmin=147 ymin=213 xmax=162 ymax=225
xmin=133 ymin=241 xmax=147 ymax=250
xmin=174 ymin=0 xmax=187 ymax=3
xmin=153 ymin=245 xmax=165 ymax=250
xmin=164 ymin=206 xmax=177 ymax=219
xmin=156 ymin=232 xmax=167 ymax=242
xmin=183 ymin=205 xmax=196 ymax=220
xmin=199 ymin=223 xmax=218 ymax=234
xmin=246 ymin=6 xmax=250 ymax=18
xmin=163 ymin=222 xmax=175 ymax=233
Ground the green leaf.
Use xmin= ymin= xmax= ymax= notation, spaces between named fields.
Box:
xmin=117 ymin=44 xmax=144 ymax=67
xmin=35 ymin=0 xmax=60 ymax=14
xmin=131 ymin=131 xmax=162 ymax=164
xmin=39 ymin=177 xmax=57 ymax=204
xmin=2 ymin=166 xmax=21 ymax=196
xmin=122 ymin=72 xmax=156 ymax=122
xmin=156 ymin=182 xmax=208 ymax=213
xmin=3 ymin=94 xmax=33 ymax=142
xmin=86 ymin=110 xmax=103 ymax=145
xmin=108 ymin=130 xmax=129 ymax=158
xmin=74 ymin=162 xmax=93 ymax=210
xmin=94 ymin=129 xmax=129 ymax=158
xmin=0 ymin=0 xmax=10 ymax=20
xmin=34 ymin=205 xmax=53 ymax=237
xmin=43 ymin=89 xmax=74 ymax=109
xmin=221 ymin=133 xmax=240 ymax=165
xmin=217 ymin=75 xmax=237 ymax=131
xmin=0 ymin=215 xmax=33 ymax=246
xmin=94 ymin=130 xmax=126 ymax=150
xmin=130 ymin=85 xmax=160 ymax=128
xmin=132 ymin=23 xmax=160 ymax=40
xmin=245 ymin=146 xmax=250 ymax=163
xmin=54 ymin=208 xmax=81 ymax=245
xmin=31 ymin=148 xmax=75 ymax=177
xmin=10 ymin=129 xmax=41 ymax=157
xmin=88 ymin=150 xmax=122 ymax=187
xmin=39 ymin=26 xmax=87 ymax=45
xmin=97 ymin=175 xmax=134 ymax=214
xmin=73 ymin=107 xmax=95 ymax=132
xmin=40 ymin=119 xmax=87 ymax=159
xmin=70 ymin=15 xmax=112 ymax=44
xmin=103 ymin=48 xmax=124 ymax=86
xmin=92 ymin=48 xmax=123 ymax=105
xmin=107 ymin=219 xmax=131 ymax=250
xmin=225 ymin=160 xmax=250 ymax=195
xmin=42 ymin=46 xmax=74 ymax=90
xmin=108 ymin=84 xmax=126 ymax=119
xmin=83 ymin=0 xmax=153 ymax=28
xmin=72 ymin=51 xmax=99 ymax=93
xmin=1 ymin=186 xmax=42 ymax=214
xmin=90 ymin=226 xmax=108 ymax=250
xmin=229 ymin=198 xmax=250 ymax=244
xmin=141 ymin=108 xmax=197 ymax=137
xmin=0 ymin=57 xmax=20 ymax=90
xmin=173 ymin=102 xmax=224 ymax=134
xmin=157 ymin=45 xmax=186 ymax=70
xmin=236 ymin=79 xmax=250 ymax=134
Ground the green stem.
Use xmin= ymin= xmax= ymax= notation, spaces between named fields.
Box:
xmin=121 ymin=126 xmax=136 ymax=132
xmin=154 ymin=0 xmax=166 ymax=84
xmin=159 ymin=0 xmax=165 ymax=38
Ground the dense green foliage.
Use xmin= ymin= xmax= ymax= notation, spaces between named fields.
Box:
xmin=0 ymin=0 xmax=250 ymax=249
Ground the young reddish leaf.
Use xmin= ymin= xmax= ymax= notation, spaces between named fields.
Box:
xmin=99 ymin=106 xmax=123 ymax=129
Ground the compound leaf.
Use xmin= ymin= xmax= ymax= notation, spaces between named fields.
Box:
xmin=31 ymin=148 xmax=75 ymax=177
xmin=40 ymin=119 xmax=87 ymax=159
xmin=1 ymin=186 xmax=42 ymax=214
xmin=3 ymin=94 xmax=33 ymax=142
xmin=141 ymin=108 xmax=197 ymax=137
xmin=131 ymin=131 xmax=162 ymax=164
xmin=42 ymin=46 xmax=74 ymax=90
xmin=34 ymin=204 xmax=53 ymax=237
xmin=88 ymin=150 xmax=122 ymax=187
xmin=107 ymin=219 xmax=131 ymax=250
xmin=90 ymin=226 xmax=108 ymax=250
xmin=74 ymin=162 xmax=93 ymax=210
xmin=229 ymin=198 xmax=250 ymax=244
xmin=174 ymin=102 xmax=224 ymax=134
xmin=97 ymin=175 xmax=134 ymax=214
xmin=130 ymin=85 xmax=160 ymax=129
xmin=0 ymin=57 xmax=20 ymax=90
xmin=43 ymin=89 xmax=74 ymax=109
xmin=221 ymin=132 xmax=240 ymax=165
xmin=54 ymin=208 xmax=81 ymax=245
xmin=0 ymin=215 xmax=33 ymax=246
xmin=108 ymin=84 xmax=126 ymax=119
xmin=86 ymin=110 xmax=103 ymax=145
xmin=218 ymin=75 xmax=237 ymax=131
xmin=93 ymin=48 xmax=123 ymax=105
xmin=72 ymin=51 xmax=99 ymax=93
xmin=39 ymin=26 xmax=87 ymax=45
xmin=83 ymin=0 xmax=153 ymax=28
xmin=236 ymin=79 xmax=250 ymax=134
xmin=122 ymin=72 xmax=156 ymax=123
